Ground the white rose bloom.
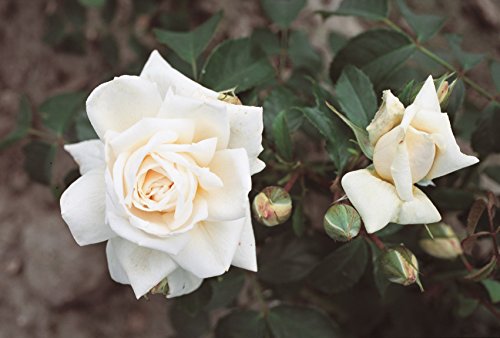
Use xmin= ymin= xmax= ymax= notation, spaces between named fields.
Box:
xmin=60 ymin=51 xmax=265 ymax=299
xmin=342 ymin=76 xmax=478 ymax=233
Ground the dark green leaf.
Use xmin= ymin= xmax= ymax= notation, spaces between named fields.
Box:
xmin=491 ymin=61 xmax=500 ymax=93
xmin=258 ymin=234 xmax=320 ymax=284
xmin=75 ymin=109 xmax=98 ymax=141
xmin=481 ymin=279 xmax=500 ymax=303
xmin=288 ymin=30 xmax=322 ymax=74
xmin=78 ymin=0 xmax=106 ymax=7
xmin=368 ymin=242 xmax=391 ymax=297
xmin=0 ymin=95 xmax=32 ymax=151
xmin=23 ymin=141 xmax=57 ymax=185
xmin=455 ymin=294 xmax=479 ymax=318
xmin=263 ymin=87 xmax=302 ymax=139
xmin=310 ymin=237 xmax=369 ymax=293
xmin=40 ymin=92 xmax=86 ymax=136
xmin=268 ymin=305 xmax=339 ymax=338
xmin=375 ymin=223 xmax=404 ymax=237
xmin=335 ymin=65 xmax=377 ymax=128
xmin=154 ymin=11 xmax=222 ymax=71
xmin=260 ymin=0 xmax=307 ymax=29
xmin=471 ymin=104 xmax=500 ymax=156
xmin=428 ymin=188 xmax=474 ymax=211
xmin=273 ymin=110 xmax=293 ymax=161
xmin=328 ymin=32 xmax=348 ymax=54
xmin=170 ymin=302 xmax=210 ymax=338
xmin=251 ymin=28 xmax=280 ymax=57
xmin=330 ymin=29 xmax=415 ymax=85
xmin=175 ymin=281 xmax=212 ymax=316
xmin=207 ymin=269 xmax=245 ymax=310
xmin=292 ymin=203 xmax=305 ymax=237
xmin=201 ymin=38 xmax=275 ymax=93
xmin=318 ymin=0 xmax=388 ymax=20
xmin=397 ymin=0 xmax=445 ymax=42
xmin=215 ymin=310 xmax=267 ymax=338
xmin=447 ymin=78 xmax=465 ymax=115
xmin=301 ymin=107 xmax=351 ymax=171
xmin=446 ymin=34 xmax=484 ymax=72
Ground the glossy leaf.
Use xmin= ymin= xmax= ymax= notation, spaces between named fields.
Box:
xmin=0 ymin=95 xmax=32 ymax=151
xmin=334 ymin=65 xmax=377 ymax=128
xmin=273 ymin=110 xmax=293 ymax=161
xmin=215 ymin=310 xmax=267 ymax=338
xmin=481 ymin=279 xmax=500 ymax=303
xmin=39 ymin=92 xmax=86 ymax=136
xmin=207 ymin=268 xmax=245 ymax=310
xmin=446 ymin=34 xmax=484 ymax=72
xmin=397 ymin=0 xmax=445 ymax=42
xmin=170 ymin=302 xmax=210 ymax=338
xmin=288 ymin=30 xmax=322 ymax=74
xmin=260 ymin=0 xmax=306 ymax=29
xmin=310 ymin=237 xmax=369 ymax=293
xmin=201 ymin=38 xmax=275 ymax=92
xmin=318 ymin=0 xmax=388 ymax=21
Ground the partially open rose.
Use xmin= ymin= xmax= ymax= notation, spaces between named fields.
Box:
xmin=60 ymin=51 xmax=264 ymax=298
xmin=342 ymin=76 xmax=478 ymax=233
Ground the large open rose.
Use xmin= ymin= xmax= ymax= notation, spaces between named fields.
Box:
xmin=60 ymin=51 xmax=265 ymax=298
xmin=342 ymin=76 xmax=478 ymax=233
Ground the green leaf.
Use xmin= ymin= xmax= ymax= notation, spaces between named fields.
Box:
xmin=263 ymin=87 xmax=302 ymax=139
xmin=335 ymin=65 xmax=377 ymax=128
xmin=325 ymin=102 xmax=373 ymax=159
xmin=428 ymin=187 xmax=474 ymax=211
xmin=273 ymin=110 xmax=293 ymax=161
xmin=23 ymin=141 xmax=57 ymax=185
xmin=310 ymin=237 xmax=369 ymax=293
xmin=491 ymin=61 xmax=500 ymax=93
xmin=154 ymin=11 xmax=222 ymax=73
xmin=481 ymin=279 xmax=500 ymax=303
xmin=0 ymin=95 xmax=32 ymax=151
xmin=288 ymin=30 xmax=322 ymax=74
xmin=446 ymin=34 xmax=485 ymax=72
xmin=75 ymin=109 xmax=98 ymax=141
xmin=258 ymin=234 xmax=320 ymax=284
xmin=455 ymin=294 xmax=479 ymax=318
xmin=396 ymin=0 xmax=445 ymax=42
xmin=301 ymin=107 xmax=351 ymax=171
xmin=328 ymin=32 xmax=348 ymax=54
xmin=251 ymin=28 xmax=280 ymax=57
xmin=176 ymin=281 xmax=212 ymax=316
xmin=39 ymin=92 xmax=87 ymax=136
xmin=330 ymin=29 xmax=415 ymax=85
xmin=267 ymin=305 xmax=339 ymax=338
xmin=170 ymin=302 xmax=210 ymax=338
xmin=292 ymin=203 xmax=305 ymax=237
xmin=260 ymin=0 xmax=306 ymax=29
xmin=318 ymin=0 xmax=388 ymax=20
xmin=471 ymin=104 xmax=500 ymax=156
xmin=215 ymin=310 xmax=267 ymax=338
xmin=368 ymin=242 xmax=391 ymax=297
xmin=201 ymin=38 xmax=275 ymax=93
xmin=78 ymin=0 xmax=106 ymax=7
xmin=207 ymin=269 xmax=245 ymax=310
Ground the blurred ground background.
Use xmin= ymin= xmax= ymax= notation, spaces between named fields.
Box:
xmin=0 ymin=0 xmax=499 ymax=337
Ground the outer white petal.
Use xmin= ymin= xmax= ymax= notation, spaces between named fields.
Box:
xmin=158 ymin=92 xmax=230 ymax=150
xmin=106 ymin=239 xmax=129 ymax=284
xmin=64 ymin=139 xmax=105 ymax=174
xmin=108 ymin=237 xmax=177 ymax=299
xmin=341 ymin=169 xmax=400 ymax=233
xmin=231 ymin=205 xmax=257 ymax=272
xmin=391 ymin=142 xmax=414 ymax=201
xmin=202 ymin=149 xmax=252 ymax=222
xmin=87 ymin=75 xmax=162 ymax=139
xmin=60 ymin=169 xmax=114 ymax=245
xmin=173 ymin=217 xmax=246 ymax=279
xmin=366 ymin=90 xmax=405 ymax=146
xmin=396 ymin=187 xmax=441 ymax=225
xmin=413 ymin=75 xmax=440 ymax=112
xmin=167 ymin=268 xmax=204 ymax=298
xmin=140 ymin=50 xmax=218 ymax=100
xmin=226 ymin=104 xmax=265 ymax=175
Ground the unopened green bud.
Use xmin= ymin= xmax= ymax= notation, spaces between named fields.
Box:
xmin=150 ymin=278 xmax=169 ymax=296
xmin=323 ymin=204 xmax=361 ymax=242
xmin=381 ymin=246 xmax=422 ymax=290
xmin=419 ymin=223 xmax=462 ymax=259
xmin=252 ymin=186 xmax=292 ymax=226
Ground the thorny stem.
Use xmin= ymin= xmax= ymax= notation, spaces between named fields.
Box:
xmin=366 ymin=231 xmax=386 ymax=251
xmin=284 ymin=170 xmax=301 ymax=192
xmin=460 ymin=254 xmax=474 ymax=272
xmin=382 ymin=18 xmax=498 ymax=105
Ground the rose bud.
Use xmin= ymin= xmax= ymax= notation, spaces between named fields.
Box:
xmin=419 ymin=222 xmax=462 ymax=259
xmin=381 ymin=246 xmax=422 ymax=290
xmin=323 ymin=204 xmax=361 ymax=242
xmin=252 ymin=186 xmax=292 ymax=226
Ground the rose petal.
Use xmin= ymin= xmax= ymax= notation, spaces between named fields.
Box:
xmin=391 ymin=142 xmax=414 ymax=201
xmin=172 ymin=217 xmax=246 ymax=278
xmin=372 ymin=126 xmax=404 ymax=182
xmin=60 ymin=169 xmax=115 ymax=245
xmin=107 ymin=237 xmax=177 ymax=299
xmin=158 ymin=92 xmax=230 ymax=150
xmin=231 ymin=205 xmax=257 ymax=272
xmin=87 ymin=75 xmax=162 ymax=139
xmin=167 ymin=268 xmax=204 ymax=298
xmin=202 ymin=148 xmax=252 ymax=221
xmin=405 ymin=126 xmax=436 ymax=182
xmin=140 ymin=50 xmax=218 ymax=100
xmin=413 ymin=75 xmax=440 ymax=112
xmin=64 ymin=139 xmax=105 ymax=175
xmin=396 ymin=187 xmax=441 ymax=225
xmin=342 ymin=168 xmax=400 ymax=233
xmin=366 ymin=90 xmax=405 ymax=146
xmin=106 ymin=239 xmax=129 ymax=284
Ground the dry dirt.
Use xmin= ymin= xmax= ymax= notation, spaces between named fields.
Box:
xmin=0 ymin=0 xmax=499 ymax=337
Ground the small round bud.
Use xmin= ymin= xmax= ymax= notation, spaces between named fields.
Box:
xmin=419 ymin=223 xmax=462 ymax=259
xmin=381 ymin=246 xmax=421 ymax=288
xmin=323 ymin=204 xmax=361 ymax=242
xmin=252 ymin=186 xmax=292 ymax=226
xmin=150 ymin=278 xmax=169 ymax=296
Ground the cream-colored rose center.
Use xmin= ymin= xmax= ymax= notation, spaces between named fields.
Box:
xmin=373 ymin=125 xmax=436 ymax=184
